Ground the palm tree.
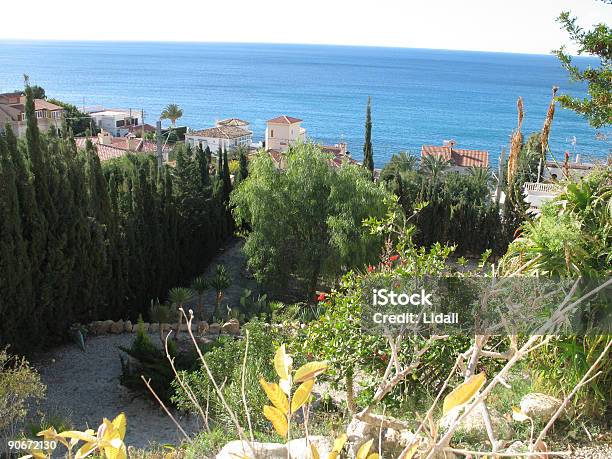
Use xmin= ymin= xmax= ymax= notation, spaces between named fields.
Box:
xmin=468 ymin=166 xmax=492 ymax=190
xmin=168 ymin=287 xmax=194 ymax=339
xmin=421 ymin=154 xmax=450 ymax=180
xmin=149 ymin=299 xmax=175 ymax=345
xmin=380 ymin=151 xmax=417 ymax=182
xmin=190 ymin=275 xmax=209 ymax=318
xmin=160 ymin=104 xmax=183 ymax=127
xmin=208 ymin=264 xmax=231 ymax=323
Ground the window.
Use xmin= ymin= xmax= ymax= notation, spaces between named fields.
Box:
xmin=116 ymin=120 xmax=125 ymax=127
xmin=270 ymin=129 xmax=274 ymax=138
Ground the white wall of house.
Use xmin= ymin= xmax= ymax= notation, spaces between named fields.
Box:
xmin=185 ymin=133 xmax=252 ymax=152
xmin=265 ymin=122 xmax=306 ymax=152
xmin=89 ymin=111 xmax=139 ymax=136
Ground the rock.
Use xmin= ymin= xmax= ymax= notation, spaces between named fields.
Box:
xmin=520 ymin=393 xmax=562 ymax=421
xmin=346 ymin=418 xmax=379 ymax=456
xmin=160 ymin=323 xmax=171 ymax=332
xmin=506 ymin=440 xmax=527 ymax=454
xmin=384 ymin=428 xmax=422 ymax=457
xmin=149 ymin=323 xmax=159 ymax=332
xmin=440 ymin=405 xmax=513 ymax=442
xmin=209 ymin=323 xmax=222 ymax=334
xmin=89 ymin=320 xmax=112 ymax=335
xmin=215 ymin=437 xmax=331 ymax=459
xmin=222 ymin=319 xmax=240 ymax=335
xmin=197 ymin=321 xmax=210 ymax=335
xmin=179 ymin=323 xmax=191 ymax=332
xmin=124 ymin=320 xmax=133 ymax=333
xmin=110 ymin=320 xmax=125 ymax=334
xmin=133 ymin=322 xmax=149 ymax=333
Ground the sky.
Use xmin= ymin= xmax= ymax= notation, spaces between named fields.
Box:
xmin=1 ymin=0 xmax=610 ymax=54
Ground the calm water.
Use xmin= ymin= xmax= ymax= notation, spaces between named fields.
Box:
xmin=0 ymin=41 xmax=606 ymax=167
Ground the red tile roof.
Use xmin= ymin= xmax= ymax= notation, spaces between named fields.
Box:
xmin=74 ymin=137 xmax=170 ymax=161
xmin=421 ymin=145 xmax=489 ymax=168
xmin=267 ymin=115 xmax=302 ymax=125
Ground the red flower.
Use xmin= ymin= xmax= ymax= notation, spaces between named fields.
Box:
xmin=367 ymin=265 xmax=375 ymax=273
xmin=316 ymin=293 xmax=327 ymax=302
xmin=389 ymin=254 xmax=400 ymax=262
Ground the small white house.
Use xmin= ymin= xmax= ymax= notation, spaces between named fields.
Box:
xmin=523 ymin=182 xmax=560 ymax=214
xmin=265 ymin=115 xmax=306 ymax=152
xmin=543 ymin=156 xmax=598 ymax=181
xmin=87 ymin=109 xmax=140 ymax=136
xmin=185 ymin=120 xmax=252 ymax=153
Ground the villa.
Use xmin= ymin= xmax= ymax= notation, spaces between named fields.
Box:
xmin=421 ymin=140 xmax=489 ymax=172
xmin=0 ymin=92 xmax=65 ymax=137
xmin=87 ymin=108 xmax=142 ymax=137
xmin=185 ymin=118 xmax=253 ymax=152
xmin=543 ymin=155 xmax=598 ymax=181
xmin=265 ymin=115 xmax=306 ymax=152
xmin=75 ymin=129 xmax=171 ymax=161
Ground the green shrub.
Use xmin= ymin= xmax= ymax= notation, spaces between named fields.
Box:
xmin=119 ymin=321 xmax=199 ymax=404
xmin=172 ymin=320 xmax=286 ymax=433
xmin=0 ymin=348 xmax=46 ymax=450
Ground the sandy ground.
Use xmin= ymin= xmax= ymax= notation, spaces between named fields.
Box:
xmin=31 ymin=333 xmax=201 ymax=449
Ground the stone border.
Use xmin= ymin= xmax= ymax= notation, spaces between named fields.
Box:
xmin=84 ymin=318 xmax=241 ymax=336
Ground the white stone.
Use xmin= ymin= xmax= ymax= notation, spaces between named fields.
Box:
xmin=440 ymin=405 xmax=513 ymax=441
xmin=520 ymin=393 xmax=563 ymax=421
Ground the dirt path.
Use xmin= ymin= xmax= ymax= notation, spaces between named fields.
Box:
xmin=30 ymin=239 xmax=254 ymax=450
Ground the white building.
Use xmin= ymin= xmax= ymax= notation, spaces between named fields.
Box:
xmin=523 ymin=182 xmax=560 ymax=214
xmin=185 ymin=118 xmax=252 ymax=152
xmin=87 ymin=109 xmax=141 ymax=136
xmin=543 ymin=156 xmax=598 ymax=181
xmin=265 ymin=115 xmax=306 ymax=152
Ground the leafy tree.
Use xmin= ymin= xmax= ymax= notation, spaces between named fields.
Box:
xmin=48 ymin=99 xmax=97 ymax=136
xmin=160 ymin=103 xmax=184 ymax=127
xmin=362 ymin=97 xmax=374 ymax=179
xmin=231 ymin=143 xmax=392 ymax=298
xmin=554 ymin=4 xmax=611 ymax=128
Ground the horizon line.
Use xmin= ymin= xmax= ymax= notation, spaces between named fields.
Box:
xmin=0 ymin=38 xmax=595 ymax=59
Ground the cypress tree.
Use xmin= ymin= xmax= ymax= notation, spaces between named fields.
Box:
xmin=222 ymin=149 xmax=232 ymax=200
xmin=217 ymin=147 xmax=223 ymax=177
xmin=236 ymin=148 xmax=249 ymax=184
xmin=196 ymin=144 xmax=210 ymax=188
xmin=363 ymin=96 xmax=374 ymax=179
xmin=0 ymin=135 xmax=33 ymax=349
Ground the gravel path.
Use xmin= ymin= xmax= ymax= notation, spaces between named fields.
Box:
xmin=32 ymin=333 xmax=201 ymax=449
xmin=29 ymin=240 xmax=255 ymax=450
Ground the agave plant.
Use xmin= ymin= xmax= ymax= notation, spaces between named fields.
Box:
xmin=168 ymin=287 xmax=194 ymax=339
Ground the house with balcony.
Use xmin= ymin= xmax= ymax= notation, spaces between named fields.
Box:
xmin=421 ymin=140 xmax=489 ymax=172
xmin=185 ymin=118 xmax=253 ymax=152
xmin=0 ymin=92 xmax=65 ymax=137
xmin=87 ymin=109 xmax=142 ymax=137
xmin=265 ymin=115 xmax=306 ymax=152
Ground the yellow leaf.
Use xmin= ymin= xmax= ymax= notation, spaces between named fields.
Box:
xmin=294 ymin=361 xmax=328 ymax=383
xmin=356 ymin=439 xmax=374 ymax=459
xmin=263 ymin=405 xmax=288 ymax=438
xmin=327 ymin=453 xmax=339 ymax=459
xmin=75 ymin=441 xmax=98 ymax=459
xmin=291 ymin=379 xmax=314 ymax=413
xmin=367 ymin=454 xmax=380 ymax=459
xmin=400 ymin=441 xmax=418 ymax=459
xmin=58 ymin=430 xmax=98 ymax=443
xmin=332 ymin=433 xmax=347 ymax=453
xmin=310 ymin=442 xmax=320 ymax=459
xmin=259 ymin=378 xmax=290 ymax=413
xmin=111 ymin=413 xmax=127 ymax=440
xmin=274 ymin=344 xmax=292 ymax=380
xmin=512 ymin=406 xmax=531 ymax=422
xmin=279 ymin=378 xmax=292 ymax=396
xmin=442 ymin=372 xmax=486 ymax=415
xmin=37 ymin=427 xmax=58 ymax=440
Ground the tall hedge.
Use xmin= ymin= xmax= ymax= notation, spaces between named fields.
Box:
xmin=0 ymin=88 xmax=233 ymax=354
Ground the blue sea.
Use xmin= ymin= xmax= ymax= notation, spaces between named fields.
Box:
xmin=0 ymin=41 xmax=606 ymax=167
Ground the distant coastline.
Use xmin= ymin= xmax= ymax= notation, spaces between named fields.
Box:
xmin=0 ymin=41 xmax=605 ymax=167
